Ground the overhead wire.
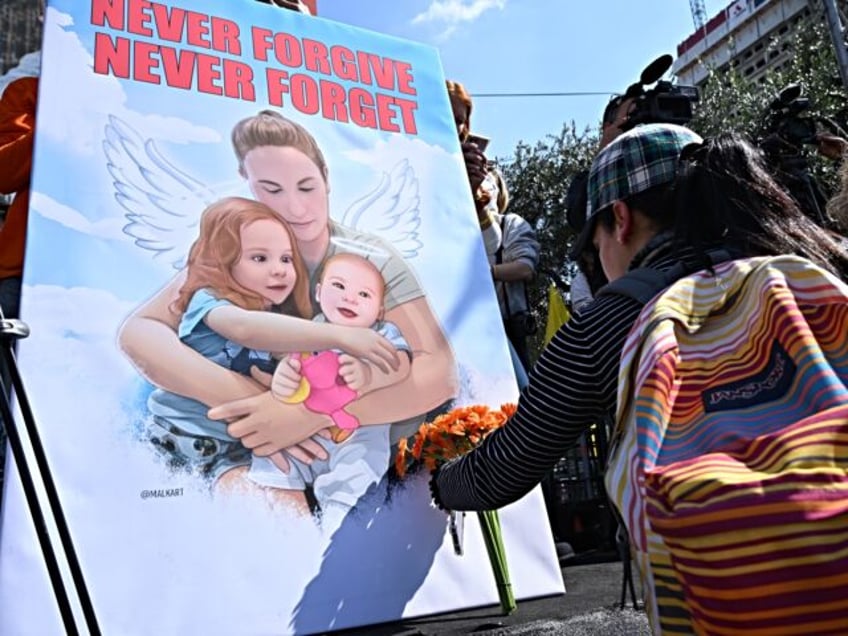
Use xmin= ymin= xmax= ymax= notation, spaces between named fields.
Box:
xmin=472 ymin=91 xmax=615 ymax=98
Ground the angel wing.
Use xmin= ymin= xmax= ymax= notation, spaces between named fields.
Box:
xmin=340 ymin=159 xmax=422 ymax=259
xmin=102 ymin=115 xmax=218 ymax=270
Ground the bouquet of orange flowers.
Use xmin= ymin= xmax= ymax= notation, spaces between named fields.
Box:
xmin=395 ymin=403 xmax=517 ymax=615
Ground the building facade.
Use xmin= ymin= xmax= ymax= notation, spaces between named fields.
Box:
xmin=672 ymin=0 xmax=842 ymax=87
xmin=0 ymin=0 xmax=41 ymax=77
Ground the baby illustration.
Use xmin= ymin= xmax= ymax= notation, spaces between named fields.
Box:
xmin=274 ymin=252 xmax=412 ymax=440
xmin=248 ymin=252 xmax=412 ymax=528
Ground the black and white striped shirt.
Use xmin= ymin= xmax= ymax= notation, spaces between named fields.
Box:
xmin=433 ymin=241 xmax=700 ymax=511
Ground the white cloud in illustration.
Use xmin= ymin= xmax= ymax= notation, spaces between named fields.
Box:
xmin=19 ymin=284 xmax=138 ymax=396
xmin=342 ymin=134 xmax=453 ymax=175
xmin=37 ymin=7 xmax=220 ymax=156
xmin=30 ymin=191 xmax=127 ymax=241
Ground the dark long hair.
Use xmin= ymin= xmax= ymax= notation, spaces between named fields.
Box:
xmin=620 ymin=133 xmax=848 ymax=280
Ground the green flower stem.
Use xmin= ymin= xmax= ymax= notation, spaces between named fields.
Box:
xmin=477 ymin=509 xmax=516 ymax=615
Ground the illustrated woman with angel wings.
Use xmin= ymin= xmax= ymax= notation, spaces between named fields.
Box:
xmin=115 ymin=110 xmax=458 ymax=489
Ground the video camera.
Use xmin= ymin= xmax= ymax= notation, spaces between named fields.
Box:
xmin=567 ymin=55 xmax=699 ymax=234
xmin=615 ymin=54 xmax=700 ymax=132
xmin=565 ymin=55 xmax=699 ymax=295
xmin=756 ymin=83 xmax=846 ymax=155
xmin=756 ymin=83 xmax=846 ymax=228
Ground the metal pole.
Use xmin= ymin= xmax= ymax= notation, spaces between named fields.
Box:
xmin=0 ymin=319 xmax=101 ymax=635
xmin=822 ymin=0 xmax=848 ymax=91
xmin=0 ymin=347 xmax=79 ymax=636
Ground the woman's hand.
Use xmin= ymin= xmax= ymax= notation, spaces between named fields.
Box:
xmin=461 ymin=141 xmax=488 ymax=195
xmin=209 ymin=391 xmax=331 ymax=458
xmin=265 ymin=431 xmax=333 ymax=472
xmin=336 ymin=326 xmax=400 ymax=373
xmin=220 ymin=367 xmax=332 ymax=471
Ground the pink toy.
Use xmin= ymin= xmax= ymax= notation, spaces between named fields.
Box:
xmin=299 ymin=350 xmax=359 ymax=433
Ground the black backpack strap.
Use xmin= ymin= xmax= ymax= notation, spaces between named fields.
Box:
xmin=596 ymin=248 xmax=735 ymax=306
xmin=596 ymin=267 xmax=681 ymax=304
xmin=494 ymin=216 xmax=505 ymax=266
xmin=701 ymin=247 xmax=735 ymax=268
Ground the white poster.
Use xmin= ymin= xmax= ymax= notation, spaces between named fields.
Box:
xmin=0 ymin=1 xmax=563 ymax=634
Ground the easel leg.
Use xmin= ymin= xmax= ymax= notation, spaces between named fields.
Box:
xmin=0 ymin=319 xmax=101 ymax=634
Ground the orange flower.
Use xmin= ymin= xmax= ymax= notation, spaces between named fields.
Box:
xmin=395 ymin=437 xmax=409 ymax=478
xmin=411 ymin=433 xmax=425 ymax=460
xmin=448 ymin=421 xmax=465 ymax=435
xmin=390 ymin=402 xmax=519 ymax=617
xmin=423 ymin=455 xmax=439 ymax=471
xmin=393 ymin=403 xmax=515 ymax=478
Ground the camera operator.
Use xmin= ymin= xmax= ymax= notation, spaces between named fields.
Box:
xmin=566 ymin=95 xmax=639 ymax=309
xmin=446 ymin=80 xmax=540 ymax=376
xmin=755 ymin=84 xmax=848 ymax=231
xmin=567 ymin=55 xmax=700 ymax=305
xmin=599 ymin=94 xmax=637 ymax=151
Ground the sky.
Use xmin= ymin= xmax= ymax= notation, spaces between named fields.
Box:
xmin=318 ymin=0 xmax=725 ymax=160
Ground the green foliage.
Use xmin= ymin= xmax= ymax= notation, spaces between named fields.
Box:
xmin=691 ymin=19 xmax=847 ymax=190
xmin=496 ymin=123 xmax=599 ymax=360
xmin=498 ymin=122 xmax=598 ymax=283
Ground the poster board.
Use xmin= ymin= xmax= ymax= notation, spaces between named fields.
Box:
xmin=0 ymin=1 xmax=564 ymax=633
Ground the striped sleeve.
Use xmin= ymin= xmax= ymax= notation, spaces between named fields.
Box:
xmin=433 ymin=292 xmax=643 ymax=511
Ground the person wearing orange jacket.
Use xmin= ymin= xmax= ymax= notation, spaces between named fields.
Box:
xmin=0 ymin=58 xmax=38 ymax=320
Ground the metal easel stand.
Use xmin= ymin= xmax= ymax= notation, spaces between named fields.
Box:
xmin=0 ymin=318 xmax=101 ymax=635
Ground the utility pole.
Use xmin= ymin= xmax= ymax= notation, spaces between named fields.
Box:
xmin=822 ymin=0 xmax=848 ymax=91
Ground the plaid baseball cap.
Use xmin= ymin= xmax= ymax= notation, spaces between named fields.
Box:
xmin=571 ymin=123 xmax=702 ymax=259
